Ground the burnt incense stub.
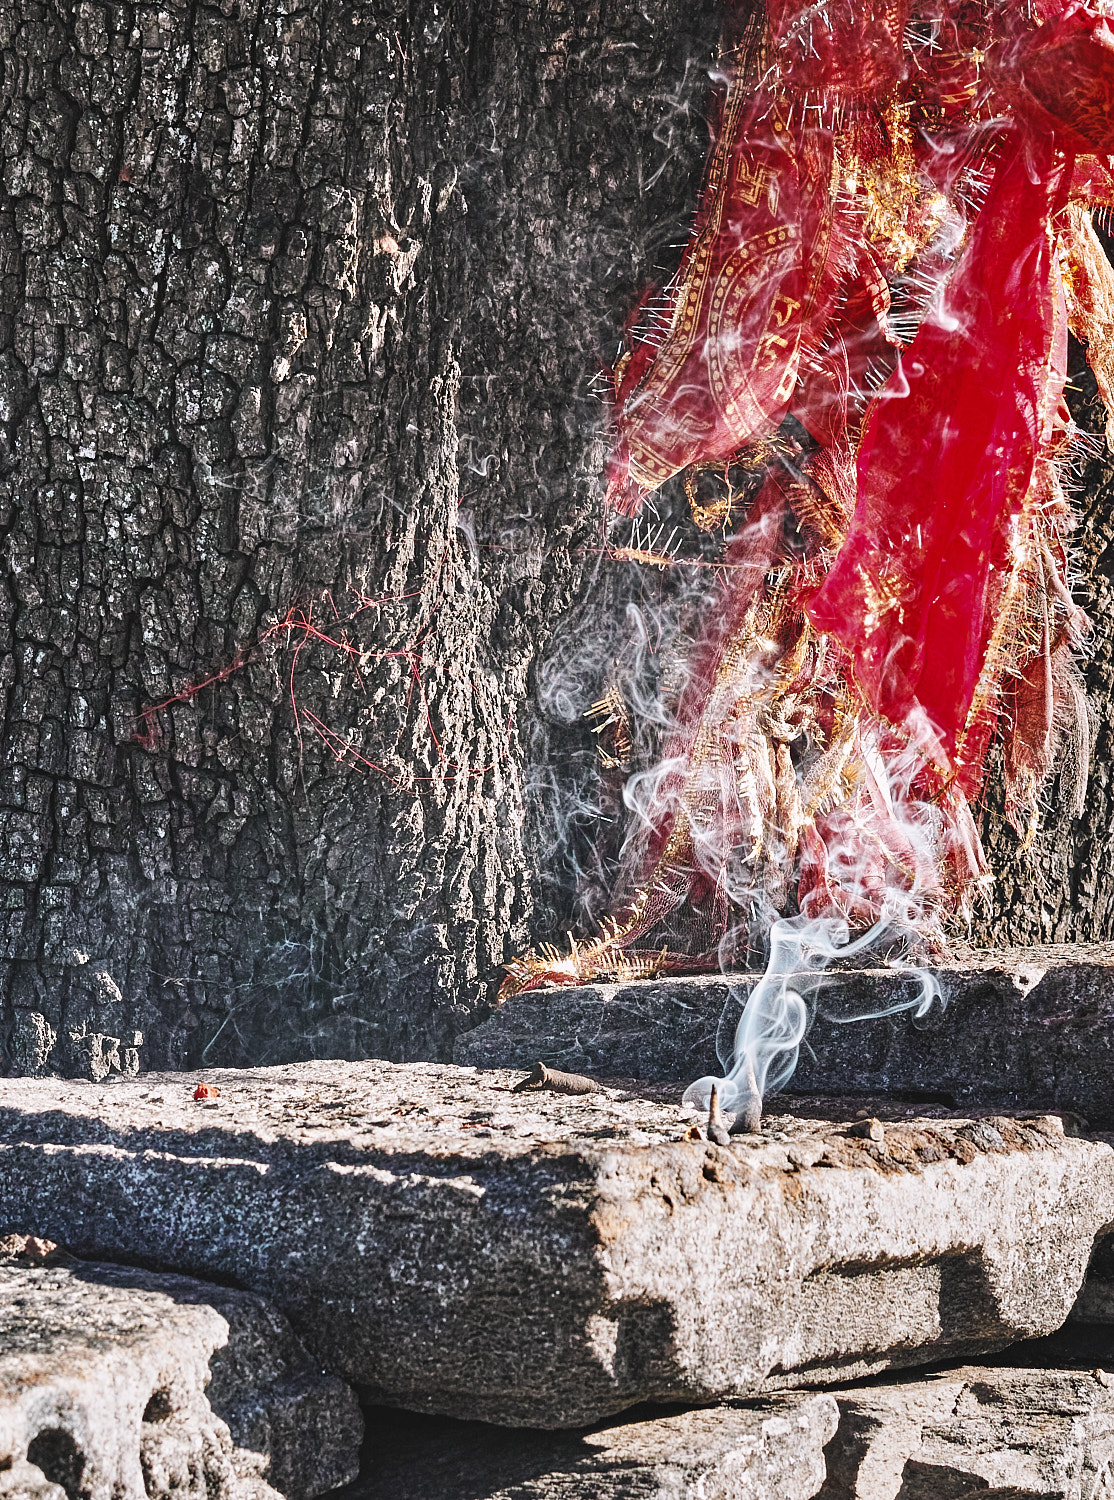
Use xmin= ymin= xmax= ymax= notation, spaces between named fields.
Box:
xmin=2 ymin=1060 xmax=1114 ymax=1428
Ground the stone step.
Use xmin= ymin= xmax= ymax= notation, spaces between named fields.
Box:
xmin=818 ymin=1361 xmax=1114 ymax=1500
xmin=0 ymin=1237 xmax=362 ymax=1500
xmin=338 ymin=1357 xmax=1114 ymax=1500
xmin=454 ymin=944 xmax=1114 ymax=1123
xmin=341 ymin=1395 xmax=839 ymax=1500
xmin=2 ymin=1061 xmax=1113 ymax=1428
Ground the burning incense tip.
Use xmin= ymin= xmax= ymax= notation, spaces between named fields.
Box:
xmin=707 ymin=1085 xmax=731 ymax=1146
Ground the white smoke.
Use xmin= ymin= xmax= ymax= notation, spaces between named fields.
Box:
xmin=684 ymin=900 xmax=944 ymax=1126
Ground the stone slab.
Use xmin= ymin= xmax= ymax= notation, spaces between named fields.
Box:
xmin=818 ymin=1363 xmax=1114 ymax=1499
xmin=1070 ymin=1228 xmax=1114 ymax=1327
xmin=454 ymin=944 xmax=1114 ymax=1123
xmin=341 ymin=1394 xmax=838 ymax=1499
xmin=2 ymin=1062 xmax=1114 ymax=1427
xmin=0 ymin=1241 xmax=362 ymax=1500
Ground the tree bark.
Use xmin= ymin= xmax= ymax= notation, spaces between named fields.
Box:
xmin=0 ymin=0 xmax=719 ymax=1075
xmin=971 ymin=359 xmax=1114 ymax=947
xmin=2 ymin=0 xmax=1112 ymax=1082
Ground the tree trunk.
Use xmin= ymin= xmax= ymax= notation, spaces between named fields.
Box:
xmin=971 ymin=365 xmax=1114 ymax=947
xmin=0 ymin=0 xmax=719 ymax=1076
xmin=2 ymin=0 xmax=1112 ymax=1082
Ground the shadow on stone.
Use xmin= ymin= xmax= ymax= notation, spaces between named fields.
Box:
xmin=337 ymin=1397 xmax=839 ymax=1500
xmin=25 ymin=1429 xmax=84 ymax=1500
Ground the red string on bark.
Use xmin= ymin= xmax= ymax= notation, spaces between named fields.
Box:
xmin=134 ymin=572 xmax=505 ymax=788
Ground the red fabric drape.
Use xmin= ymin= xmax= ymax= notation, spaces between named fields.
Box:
xmin=502 ymin=0 xmax=1114 ymax=998
xmin=806 ymin=129 xmax=1071 ymax=774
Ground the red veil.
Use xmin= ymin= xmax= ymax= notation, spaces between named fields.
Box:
xmin=504 ymin=0 xmax=1114 ymax=997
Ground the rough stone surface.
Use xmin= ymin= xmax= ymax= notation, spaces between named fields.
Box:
xmin=0 ymin=1246 xmax=362 ymax=1500
xmin=454 ymin=944 xmax=1114 ymax=1123
xmin=341 ymin=1395 xmax=838 ymax=1499
xmin=1071 ymin=1229 xmax=1114 ymax=1327
xmin=817 ymin=1365 xmax=1114 ymax=1500
xmin=2 ymin=1060 xmax=1113 ymax=1428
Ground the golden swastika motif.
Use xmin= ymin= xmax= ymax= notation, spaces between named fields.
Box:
xmin=705 ymin=230 xmax=804 ymax=439
xmin=734 ymin=154 xmax=778 ymax=213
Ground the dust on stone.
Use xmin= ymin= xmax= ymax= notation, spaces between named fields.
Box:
xmin=0 ymin=1059 xmax=1075 ymax=1178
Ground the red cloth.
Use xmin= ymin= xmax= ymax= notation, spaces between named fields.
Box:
xmin=499 ymin=0 xmax=1114 ymax=995
xmin=607 ymin=91 xmax=833 ymax=514
xmin=609 ymin=0 xmax=1112 ymax=778
xmin=1015 ymin=3 xmax=1114 ymax=155
xmin=806 ymin=129 xmax=1071 ymax=774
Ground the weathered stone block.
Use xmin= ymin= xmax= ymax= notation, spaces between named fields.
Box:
xmin=346 ymin=1395 xmax=839 ymax=1499
xmin=0 ymin=1456 xmax=66 ymax=1500
xmin=2 ymin=1062 xmax=1113 ymax=1428
xmin=454 ymin=944 xmax=1114 ymax=1123
xmin=817 ymin=1365 xmax=1114 ymax=1499
xmin=0 ymin=1243 xmax=362 ymax=1500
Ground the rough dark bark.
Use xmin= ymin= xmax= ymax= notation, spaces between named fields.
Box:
xmin=2 ymin=0 xmax=1113 ymax=1082
xmin=972 ymin=358 xmax=1114 ymax=946
xmin=0 ymin=0 xmax=719 ymax=1075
